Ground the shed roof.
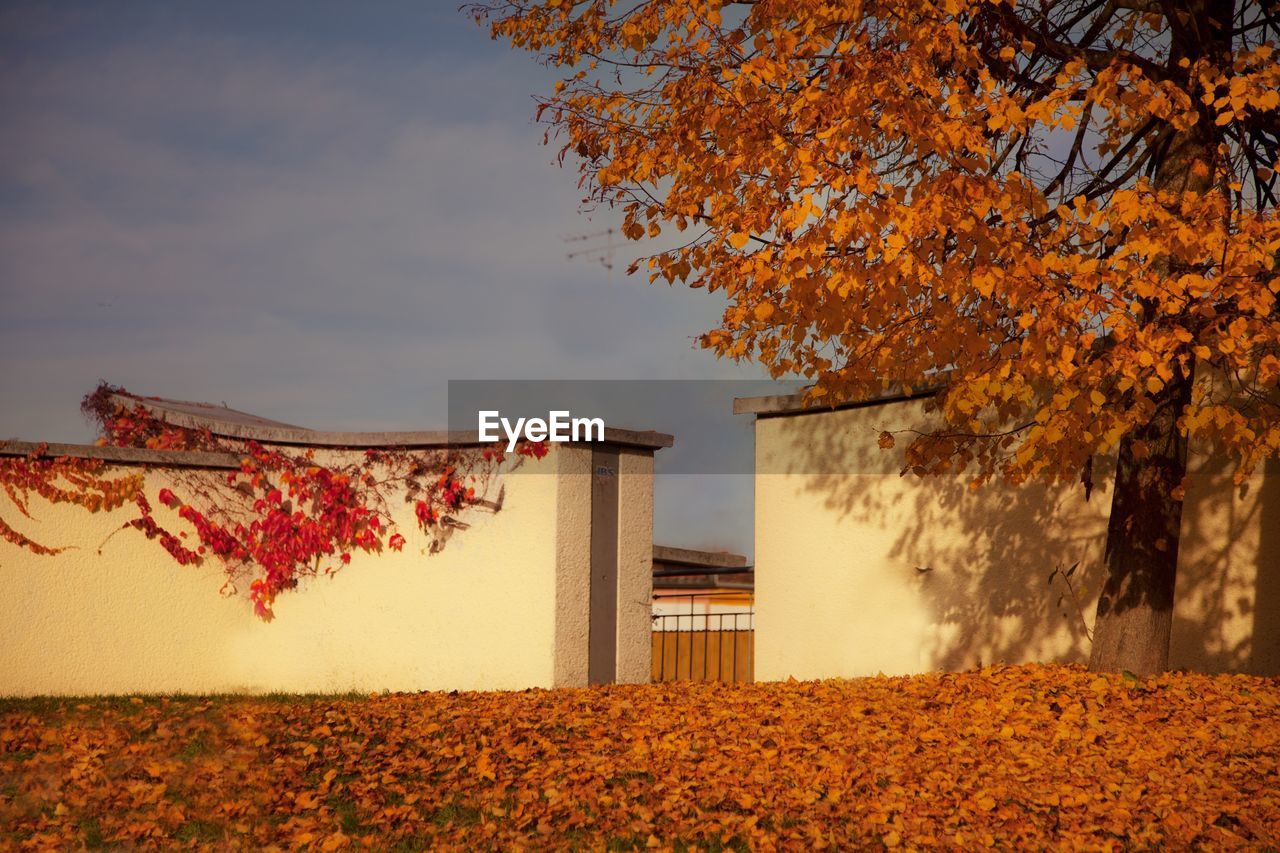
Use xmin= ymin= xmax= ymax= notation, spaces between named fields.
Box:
xmin=111 ymin=392 xmax=674 ymax=450
xmin=652 ymin=545 xmax=753 ymax=591
xmin=652 ymin=544 xmax=749 ymax=572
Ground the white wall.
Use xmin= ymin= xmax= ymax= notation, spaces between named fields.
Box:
xmin=753 ymin=398 xmax=1280 ymax=680
xmin=0 ymin=440 xmax=657 ymax=695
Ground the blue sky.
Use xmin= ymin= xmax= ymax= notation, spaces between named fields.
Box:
xmin=0 ymin=1 xmax=774 ymax=554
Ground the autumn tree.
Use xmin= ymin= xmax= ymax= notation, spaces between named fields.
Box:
xmin=478 ymin=0 xmax=1280 ymax=674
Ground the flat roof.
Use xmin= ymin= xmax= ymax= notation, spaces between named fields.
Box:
xmin=652 ymin=572 xmax=754 ymax=591
xmin=652 ymin=544 xmax=749 ymax=572
xmin=652 ymin=545 xmax=753 ymax=591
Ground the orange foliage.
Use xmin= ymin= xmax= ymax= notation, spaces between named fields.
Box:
xmin=2 ymin=664 xmax=1277 ymax=849
xmin=478 ymin=0 xmax=1280 ymax=486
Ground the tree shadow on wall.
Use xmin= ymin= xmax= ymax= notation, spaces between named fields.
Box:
xmin=762 ymin=404 xmax=1278 ymax=674
xmin=1170 ymin=455 xmax=1280 ymax=675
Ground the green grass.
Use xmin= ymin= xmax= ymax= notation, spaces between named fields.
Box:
xmin=0 ymin=690 xmax=367 ymax=714
xmin=174 ymin=819 xmax=224 ymax=844
xmin=429 ymin=801 xmax=482 ymax=828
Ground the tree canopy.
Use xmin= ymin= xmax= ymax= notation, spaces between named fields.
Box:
xmin=479 ymin=0 xmax=1280 ymax=673
xmin=479 ymin=0 xmax=1278 ymax=483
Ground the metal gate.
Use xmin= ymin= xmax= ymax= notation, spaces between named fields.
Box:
xmin=651 ymin=591 xmax=754 ymax=683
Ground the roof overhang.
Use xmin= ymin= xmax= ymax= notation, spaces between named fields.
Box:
xmin=652 ymin=544 xmax=750 ymax=576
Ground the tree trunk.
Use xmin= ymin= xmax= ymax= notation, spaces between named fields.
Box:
xmin=1088 ymin=0 xmax=1233 ymax=674
xmin=1089 ymin=376 xmax=1193 ymax=675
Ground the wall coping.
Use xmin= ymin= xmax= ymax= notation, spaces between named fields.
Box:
xmin=732 ymin=382 xmax=944 ymax=418
xmin=110 ymin=393 xmax=673 ymax=451
xmin=0 ymin=441 xmax=243 ymax=469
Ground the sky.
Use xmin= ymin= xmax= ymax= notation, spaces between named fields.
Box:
xmin=0 ymin=0 xmax=778 ymax=555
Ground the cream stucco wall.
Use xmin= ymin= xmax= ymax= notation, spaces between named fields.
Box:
xmin=553 ymin=444 xmax=593 ymax=688
xmin=615 ymin=448 xmax=655 ymax=684
xmin=1 ymin=441 xmax=658 ymax=696
xmin=754 ymin=398 xmax=1280 ymax=680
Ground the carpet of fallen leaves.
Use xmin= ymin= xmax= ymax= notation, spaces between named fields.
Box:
xmin=1 ymin=664 xmax=1277 ymax=850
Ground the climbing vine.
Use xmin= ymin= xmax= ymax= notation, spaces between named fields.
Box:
xmin=1 ymin=384 xmax=547 ymax=619
xmin=0 ymin=448 xmax=143 ymax=556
